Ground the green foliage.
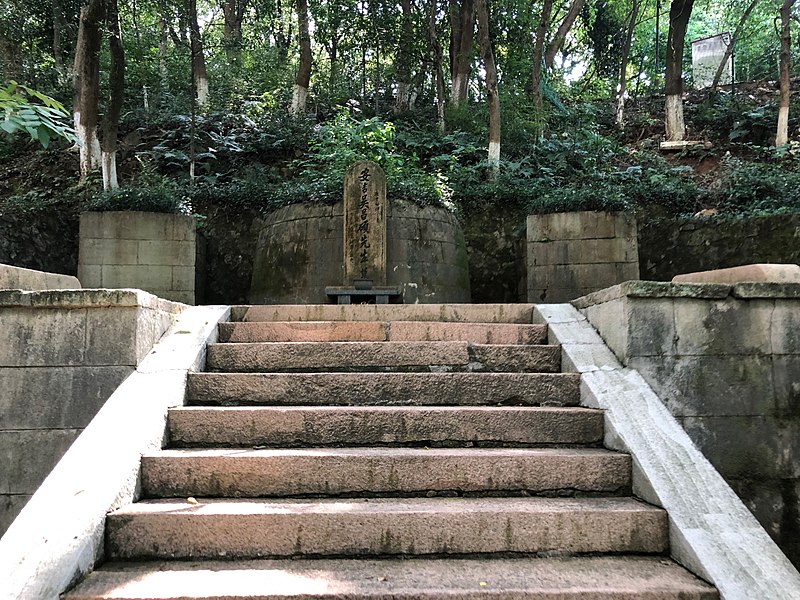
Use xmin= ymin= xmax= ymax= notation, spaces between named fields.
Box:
xmin=82 ymin=175 xmax=190 ymax=214
xmin=715 ymin=158 xmax=800 ymax=214
xmin=0 ymin=82 xmax=76 ymax=148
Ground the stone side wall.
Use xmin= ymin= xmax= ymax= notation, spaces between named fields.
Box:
xmin=639 ymin=215 xmax=800 ymax=282
xmin=576 ymin=281 xmax=800 ymax=567
xmin=250 ymin=200 xmax=470 ymax=304
xmin=78 ymin=212 xmax=197 ymax=304
xmin=0 ymin=264 xmax=81 ymax=290
xmin=0 ymin=289 xmax=182 ymax=535
xmin=527 ymin=211 xmax=639 ymax=303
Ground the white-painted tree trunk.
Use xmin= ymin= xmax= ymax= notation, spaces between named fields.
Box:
xmin=395 ymin=81 xmax=409 ymax=112
xmin=290 ymin=84 xmax=308 ymax=115
xmin=450 ymin=73 xmax=466 ymax=106
xmin=101 ymin=149 xmax=118 ymax=190
xmin=665 ymin=94 xmax=685 ymax=141
xmin=196 ymin=75 xmax=209 ymax=106
xmin=488 ymin=140 xmax=500 ymax=172
xmin=74 ymin=111 xmax=101 ymax=176
xmin=776 ymin=105 xmax=790 ymax=146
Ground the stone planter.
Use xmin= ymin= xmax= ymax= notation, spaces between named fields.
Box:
xmin=526 ymin=211 xmax=639 ymax=303
xmin=250 ymin=199 xmax=471 ymax=304
xmin=78 ymin=211 xmax=198 ymax=304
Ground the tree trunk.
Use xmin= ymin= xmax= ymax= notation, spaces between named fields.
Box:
xmin=428 ymin=0 xmax=447 ymax=132
xmin=395 ymin=0 xmax=414 ymax=112
xmin=531 ymin=0 xmax=553 ymax=110
xmin=73 ymin=0 xmax=105 ymax=179
xmin=664 ymin=0 xmax=694 ymax=141
xmin=159 ymin=15 xmax=169 ymax=90
xmin=450 ymin=0 xmax=475 ymax=106
xmin=476 ymin=0 xmax=499 ymax=178
xmin=290 ymin=0 xmax=312 ymax=115
xmin=615 ymin=0 xmax=639 ymax=126
xmin=223 ymin=0 xmax=247 ymax=64
xmin=101 ymin=0 xmax=125 ymax=190
xmin=188 ymin=0 xmax=209 ymax=106
xmin=544 ymin=0 xmax=585 ymax=69
xmin=710 ymin=0 xmax=760 ymax=93
xmin=53 ymin=0 xmax=67 ymax=77
xmin=777 ymin=0 xmax=795 ymax=146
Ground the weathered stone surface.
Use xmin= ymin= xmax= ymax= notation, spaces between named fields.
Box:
xmin=78 ymin=212 xmax=197 ymax=304
xmin=187 ymin=372 xmax=581 ymax=407
xmin=63 ymin=556 xmax=720 ymax=600
xmin=248 ymin=200 xmax=470 ymax=305
xmin=0 ymin=263 xmax=80 ymax=291
xmin=141 ymin=447 xmax=631 ymax=497
xmin=168 ymin=406 xmax=605 ymax=447
xmin=236 ymin=303 xmax=534 ymax=323
xmin=471 ymin=344 xmax=560 ymax=372
xmin=219 ymin=321 xmax=389 ymax=343
xmin=538 ymin=303 xmax=800 ymax=598
xmin=207 ymin=341 xmax=471 ymax=372
xmin=0 ymin=494 xmax=30 ymax=534
xmin=344 ymin=162 xmax=388 ymax=285
xmin=389 ymin=321 xmax=547 ymax=344
xmin=0 ymin=366 xmax=131 ymax=429
xmin=672 ymin=263 xmax=800 ymax=285
xmin=0 ymin=306 xmax=229 ymax=599
xmin=0 ymin=429 xmax=81 ymax=494
xmin=527 ymin=213 xmax=639 ymax=304
xmin=106 ymin=497 xmax=667 ymax=559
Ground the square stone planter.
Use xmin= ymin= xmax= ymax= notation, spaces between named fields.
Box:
xmin=78 ymin=211 xmax=198 ymax=304
xmin=526 ymin=211 xmax=640 ymax=303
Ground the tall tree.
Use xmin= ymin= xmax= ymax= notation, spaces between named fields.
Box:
xmin=615 ymin=0 xmax=639 ymax=126
xmin=395 ymin=0 xmax=414 ymax=112
xmin=222 ymin=0 xmax=248 ymax=64
xmin=476 ymin=0 xmax=499 ymax=177
xmin=72 ymin=0 xmax=105 ymax=178
xmin=427 ymin=0 xmax=447 ymax=131
xmin=290 ymin=0 xmax=312 ymax=115
xmin=531 ymin=0 xmax=553 ymax=110
xmin=544 ymin=0 xmax=586 ymax=69
xmin=664 ymin=0 xmax=694 ymax=141
xmin=709 ymin=0 xmax=761 ymax=93
xmin=188 ymin=0 xmax=209 ymax=106
xmin=100 ymin=0 xmax=124 ymax=189
xmin=776 ymin=0 xmax=795 ymax=146
xmin=450 ymin=0 xmax=475 ymax=106
xmin=52 ymin=0 xmax=67 ymax=77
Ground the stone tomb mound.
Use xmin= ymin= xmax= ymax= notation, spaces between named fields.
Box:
xmin=250 ymin=161 xmax=470 ymax=304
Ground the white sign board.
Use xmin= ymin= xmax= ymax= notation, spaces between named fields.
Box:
xmin=691 ymin=32 xmax=732 ymax=89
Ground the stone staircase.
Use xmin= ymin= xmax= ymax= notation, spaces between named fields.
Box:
xmin=66 ymin=304 xmax=718 ymax=599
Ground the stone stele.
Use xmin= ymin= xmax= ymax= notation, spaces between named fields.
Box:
xmin=343 ymin=160 xmax=387 ymax=286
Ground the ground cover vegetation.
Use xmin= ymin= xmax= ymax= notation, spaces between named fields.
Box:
xmin=2 ymin=0 xmax=800 ymax=226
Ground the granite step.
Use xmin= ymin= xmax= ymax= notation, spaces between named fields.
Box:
xmin=64 ymin=556 xmax=719 ymax=600
xmin=205 ymin=342 xmax=561 ymax=373
xmin=140 ymin=447 xmax=631 ymax=498
xmin=167 ymin=405 xmax=605 ymax=447
xmin=106 ymin=497 xmax=667 ymax=560
xmin=218 ymin=321 xmax=548 ymax=344
xmin=186 ymin=372 xmax=581 ymax=407
xmin=230 ymin=303 xmax=536 ymax=324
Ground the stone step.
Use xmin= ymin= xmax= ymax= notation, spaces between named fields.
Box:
xmin=186 ymin=372 xmax=581 ymax=407
xmin=141 ymin=447 xmax=630 ymax=498
xmin=206 ymin=342 xmax=560 ymax=373
xmin=231 ymin=304 xmax=536 ymax=324
xmin=168 ymin=406 xmax=604 ymax=447
xmin=218 ymin=321 xmax=548 ymax=344
xmin=64 ymin=556 xmax=720 ymax=600
xmin=106 ymin=497 xmax=667 ymax=559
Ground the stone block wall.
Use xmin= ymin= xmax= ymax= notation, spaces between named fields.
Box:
xmin=0 ymin=289 xmax=182 ymax=535
xmin=576 ymin=281 xmax=800 ymax=566
xmin=78 ymin=212 xmax=197 ymax=304
xmin=250 ymin=200 xmax=471 ymax=304
xmin=0 ymin=264 xmax=81 ymax=290
xmin=527 ymin=211 xmax=639 ymax=303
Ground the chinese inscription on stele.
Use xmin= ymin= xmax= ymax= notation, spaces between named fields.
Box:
xmin=343 ymin=160 xmax=387 ymax=285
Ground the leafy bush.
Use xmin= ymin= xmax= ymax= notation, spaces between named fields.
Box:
xmin=715 ymin=158 xmax=800 ymax=214
xmin=0 ymin=82 xmax=76 ymax=148
xmin=82 ymin=177 xmax=190 ymax=214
